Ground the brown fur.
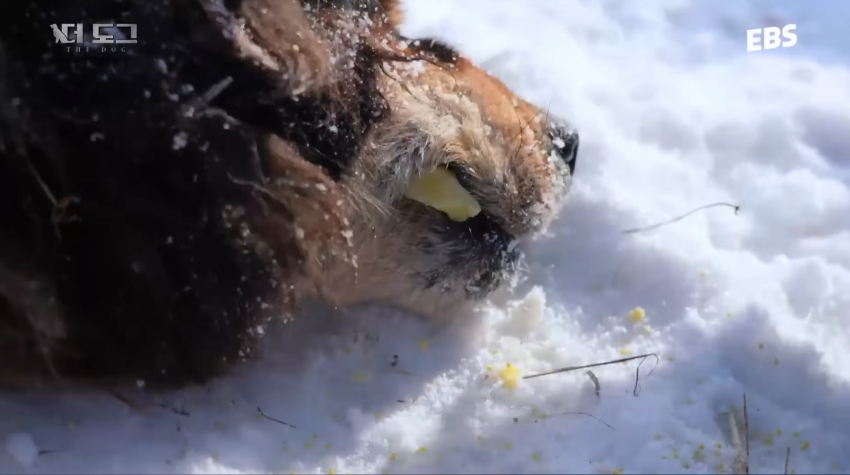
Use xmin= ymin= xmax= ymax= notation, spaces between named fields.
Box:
xmin=0 ymin=0 xmax=578 ymax=390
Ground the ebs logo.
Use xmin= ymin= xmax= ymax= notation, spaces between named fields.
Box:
xmin=746 ymin=24 xmax=797 ymax=52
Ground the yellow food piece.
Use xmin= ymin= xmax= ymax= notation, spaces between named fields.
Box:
xmin=499 ymin=363 xmax=521 ymax=389
xmin=404 ymin=167 xmax=481 ymax=222
xmin=627 ymin=307 xmax=645 ymax=323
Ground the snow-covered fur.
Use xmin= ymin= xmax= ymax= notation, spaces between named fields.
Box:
xmin=0 ymin=0 xmax=579 ymax=389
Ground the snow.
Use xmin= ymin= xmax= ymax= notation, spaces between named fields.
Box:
xmin=3 ymin=0 xmax=850 ymax=473
xmin=4 ymin=434 xmax=38 ymax=468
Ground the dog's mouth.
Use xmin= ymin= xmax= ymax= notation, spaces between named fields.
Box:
xmin=402 ymin=165 xmax=519 ymax=298
xmin=402 ymin=165 xmax=483 ymax=223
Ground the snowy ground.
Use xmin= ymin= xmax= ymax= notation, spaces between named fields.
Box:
xmin=3 ymin=0 xmax=850 ymax=473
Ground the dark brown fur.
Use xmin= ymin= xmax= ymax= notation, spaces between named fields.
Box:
xmin=0 ymin=0 xmax=397 ymax=389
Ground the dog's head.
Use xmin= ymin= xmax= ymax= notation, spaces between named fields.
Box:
xmin=306 ymin=3 xmax=580 ymax=317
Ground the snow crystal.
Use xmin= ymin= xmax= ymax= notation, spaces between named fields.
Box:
xmin=172 ymin=131 xmax=188 ymax=150
xmin=5 ymin=433 xmax=37 ymax=468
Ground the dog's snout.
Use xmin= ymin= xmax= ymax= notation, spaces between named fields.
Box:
xmin=548 ymin=126 xmax=579 ymax=176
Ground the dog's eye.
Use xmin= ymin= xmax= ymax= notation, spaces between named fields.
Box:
xmin=403 ymin=166 xmax=481 ymax=222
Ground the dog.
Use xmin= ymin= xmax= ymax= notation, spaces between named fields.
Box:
xmin=0 ymin=0 xmax=578 ymax=389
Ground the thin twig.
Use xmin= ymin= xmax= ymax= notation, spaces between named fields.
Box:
xmin=198 ymin=76 xmax=233 ymax=107
xmin=256 ymin=406 xmax=296 ymax=429
xmin=23 ymin=156 xmax=57 ymax=206
xmin=743 ymin=394 xmax=750 ymax=475
xmin=633 ymin=354 xmax=658 ymax=396
xmin=784 ymin=446 xmax=790 ymax=475
xmin=523 ymin=353 xmax=659 ymax=397
xmin=622 ymin=202 xmax=740 ymax=235
xmin=545 ymin=411 xmax=615 ymax=431
xmin=109 ymin=390 xmax=144 ymax=412
xmin=585 ymin=370 xmax=601 ymax=398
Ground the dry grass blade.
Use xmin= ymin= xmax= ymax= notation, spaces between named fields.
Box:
xmin=256 ymin=406 xmax=297 ymax=429
xmin=622 ymin=202 xmax=740 ymax=235
xmin=731 ymin=393 xmax=750 ymax=474
xmin=523 ymin=353 xmax=659 ymax=396
xmin=545 ymin=411 xmax=615 ymax=431
xmin=586 ymin=370 xmax=601 ymax=398
xmin=784 ymin=446 xmax=790 ymax=475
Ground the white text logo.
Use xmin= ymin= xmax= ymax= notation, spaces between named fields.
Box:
xmin=746 ymin=24 xmax=797 ymax=52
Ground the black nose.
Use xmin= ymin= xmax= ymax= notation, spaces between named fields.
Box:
xmin=548 ymin=126 xmax=579 ymax=176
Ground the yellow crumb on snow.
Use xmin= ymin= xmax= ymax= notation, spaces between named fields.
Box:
xmin=304 ymin=441 xmax=312 ymax=449
xmin=417 ymin=339 xmax=431 ymax=351
xmin=326 ymin=443 xmax=333 ymax=450
xmin=791 ymin=431 xmax=799 ymax=438
xmin=726 ymin=312 xmax=732 ymax=318
xmin=612 ymin=468 xmax=624 ymax=474
xmin=499 ymin=363 xmax=521 ymax=389
xmin=343 ymin=346 xmax=353 ymax=354
xmin=531 ymin=452 xmax=541 ymax=462
xmin=627 ymin=307 xmax=646 ymax=323
xmin=800 ymin=440 xmax=810 ymax=451
xmin=619 ymin=347 xmax=632 ymax=356
xmin=328 ymin=469 xmax=336 ymax=474
xmin=416 ymin=447 xmax=426 ymax=453
xmin=504 ymin=442 xmax=512 ymax=450
xmin=374 ymin=412 xmax=381 ymax=421
xmin=389 ymin=452 xmax=397 ymax=461
xmin=353 ymin=371 xmax=369 ymax=382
